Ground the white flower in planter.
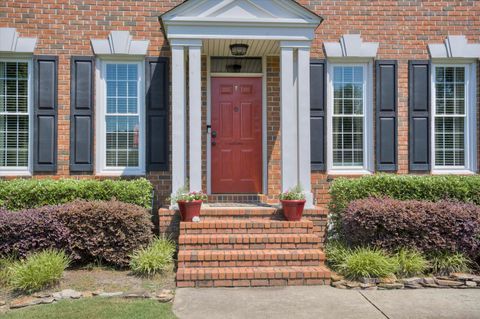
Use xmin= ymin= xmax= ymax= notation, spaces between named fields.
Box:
xmin=192 ymin=216 xmax=201 ymax=223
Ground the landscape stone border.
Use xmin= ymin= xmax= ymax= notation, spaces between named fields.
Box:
xmin=331 ymin=273 xmax=480 ymax=290
xmin=0 ymin=288 xmax=174 ymax=313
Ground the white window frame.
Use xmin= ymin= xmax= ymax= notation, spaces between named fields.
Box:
xmin=326 ymin=61 xmax=374 ymax=174
xmin=431 ymin=62 xmax=477 ymax=174
xmin=95 ymin=59 xmax=145 ymax=176
xmin=0 ymin=57 xmax=33 ymax=176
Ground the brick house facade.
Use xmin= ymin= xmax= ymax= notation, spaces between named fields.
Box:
xmin=2 ymin=0 xmax=480 ymax=288
xmin=1 ymin=0 xmax=480 ymax=210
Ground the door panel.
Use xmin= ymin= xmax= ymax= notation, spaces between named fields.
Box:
xmin=211 ymin=77 xmax=262 ymax=193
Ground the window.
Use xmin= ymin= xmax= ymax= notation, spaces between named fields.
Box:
xmin=432 ymin=64 xmax=476 ymax=172
xmin=210 ymin=57 xmax=262 ymax=73
xmin=0 ymin=60 xmax=31 ymax=174
xmin=96 ymin=61 xmax=144 ymax=175
xmin=328 ymin=63 xmax=372 ymax=173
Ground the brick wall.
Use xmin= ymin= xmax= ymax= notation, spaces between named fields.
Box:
xmin=1 ymin=0 xmax=480 ymax=212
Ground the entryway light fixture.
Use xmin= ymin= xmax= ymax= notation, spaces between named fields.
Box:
xmin=229 ymin=43 xmax=249 ymax=56
xmin=226 ymin=64 xmax=242 ymax=73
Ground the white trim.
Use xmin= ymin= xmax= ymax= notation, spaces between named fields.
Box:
xmin=324 ymin=34 xmax=379 ymax=59
xmin=0 ymin=57 xmax=33 ymax=176
xmin=280 ymin=46 xmax=297 ymax=191
xmin=326 ymin=62 xmax=374 ymax=174
xmin=206 ymin=56 xmax=267 ymax=195
xmin=0 ymin=28 xmax=37 ymax=54
xmin=161 ymin=0 xmax=321 ymax=42
xmin=297 ymin=47 xmax=313 ymax=207
xmin=262 ymin=56 xmax=268 ymax=194
xmin=95 ymin=59 xmax=146 ymax=176
xmin=91 ymin=31 xmax=149 ymax=56
xmin=210 ymin=73 xmax=263 ymax=77
xmin=171 ymin=45 xmax=187 ymax=194
xmin=189 ymin=45 xmax=203 ymax=192
xmin=430 ymin=62 xmax=477 ymax=174
xmin=429 ymin=36 xmax=480 ymax=59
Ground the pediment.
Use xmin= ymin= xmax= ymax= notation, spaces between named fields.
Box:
xmin=162 ymin=0 xmax=321 ymax=24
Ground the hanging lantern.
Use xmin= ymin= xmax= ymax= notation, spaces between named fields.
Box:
xmin=229 ymin=43 xmax=249 ymax=56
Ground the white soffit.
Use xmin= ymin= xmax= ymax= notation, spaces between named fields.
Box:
xmin=203 ymin=39 xmax=279 ymax=56
xmin=428 ymin=35 xmax=480 ymax=59
xmin=324 ymin=34 xmax=379 ymax=58
xmin=91 ymin=31 xmax=149 ymax=56
xmin=0 ymin=28 xmax=37 ymax=54
xmin=160 ymin=0 xmax=322 ymax=41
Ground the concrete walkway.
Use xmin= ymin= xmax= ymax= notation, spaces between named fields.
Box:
xmin=173 ymin=286 xmax=480 ymax=319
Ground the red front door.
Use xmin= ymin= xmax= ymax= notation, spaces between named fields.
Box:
xmin=211 ymin=77 xmax=262 ymax=194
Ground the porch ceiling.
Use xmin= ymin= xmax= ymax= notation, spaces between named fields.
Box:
xmin=203 ymin=39 xmax=279 ymax=56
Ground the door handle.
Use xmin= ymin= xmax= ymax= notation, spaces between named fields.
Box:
xmin=212 ymin=141 xmax=216 ymax=146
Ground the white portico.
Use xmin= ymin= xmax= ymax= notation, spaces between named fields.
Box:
xmin=161 ymin=0 xmax=322 ymax=207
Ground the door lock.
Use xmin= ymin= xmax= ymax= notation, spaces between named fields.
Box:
xmin=211 ymin=130 xmax=217 ymax=138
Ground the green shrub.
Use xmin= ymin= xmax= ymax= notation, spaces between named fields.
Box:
xmin=0 ymin=256 xmax=15 ymax=287
xmin=394 ymin=248 xmax=429 ymax=278
xmin=329 ymin=174 xmax=480 ymax=235
xmin=428 ymin=252 xmax=471 ymax=276
xmin=129 ymin=237 xmax=176 ymax=276
xmin=337 ymin=247 xmax=398 ymax=280
xmin=325 ymin=241 xmax=351 ymax=271
xmin=0 ymin=178 xmax=153 ymax=211
xmin=9 ymin=250 xmax=70 ymax=293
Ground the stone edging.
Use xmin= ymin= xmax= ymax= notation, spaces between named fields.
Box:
xmin=0 ymin=288 xmax=174 ymax=312
xmin=331 ymin=273 xmax=480 ymax=290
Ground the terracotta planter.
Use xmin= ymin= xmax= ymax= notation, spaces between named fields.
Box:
xmin=281 ymin=199 xmax=306 ymax=221
xmin=177 ymin=200 xmax=203 ymax=222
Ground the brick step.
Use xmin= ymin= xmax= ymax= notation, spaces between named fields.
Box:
xmin=178 ymin=233 xmax=320 ymax=250
xmin=180 ymin=220 xmax=314 ymax=235
xmin=178 ymin=249 xmax=325 ymax=268
xmin=176 ymin=266 xmax=331 ymax=288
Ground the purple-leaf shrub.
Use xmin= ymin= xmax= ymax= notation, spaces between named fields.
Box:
xmin=52 ymin=200 xmax=154 ymax=267
xmin=0 ymin=208 xmax=70 ymax=259
xmin=342 ymin=198 xmax=480 ymax=259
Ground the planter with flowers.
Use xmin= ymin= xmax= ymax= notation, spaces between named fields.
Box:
xmin=279 ymin=185 xmax=306 ymax=221
xmin=171 ymin=186 xmax=208 ymax=222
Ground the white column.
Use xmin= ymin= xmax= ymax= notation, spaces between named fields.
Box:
xmin=280 ymin=45 xmax=298 ymax=192
xmin=297 ymin=47 xmax=314 ymax=207
xmin=171 ymin=43 xmax=186 ymax=198
xmin=188 ymin=43 xmax=202 ymax=192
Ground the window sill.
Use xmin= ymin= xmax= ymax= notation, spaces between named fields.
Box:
xmin=0 ymin=170 xmax=32 ymax=177
xmin=95 ymin=169 xmax=145 ymax=177
xmin=431 ymin=169 xmax=475 ymax=175
xmin=327 ymin=169 xmax=373 ymax=176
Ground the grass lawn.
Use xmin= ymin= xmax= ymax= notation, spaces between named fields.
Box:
xmin=1 ymin=298 xmax=177 ymax=319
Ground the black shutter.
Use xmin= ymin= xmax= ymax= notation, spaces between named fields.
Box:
xmin=376 ymin=60 xmax=398 ymax=171
xmin=33 ymin=56 xmax=58 ymax=172
xmin=145 ymin=57 xmax=169 ymax=171
xmin=408 ymin=61 xmax=431 ymax=171
xmin=70 ymin=57 xmax=94 ymax=172
xmin=310 ymin=59 xmax=326 ymax=171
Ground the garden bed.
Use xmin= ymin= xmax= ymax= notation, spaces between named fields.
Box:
xmin=0 ymin=266 xmax=175 ymax=314
xmin=331 ymin=272 xmax=480 ymax=290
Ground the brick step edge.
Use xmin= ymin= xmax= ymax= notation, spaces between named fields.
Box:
xmin=180 ymin=220 xmax=314 ymax=235
xmin=177 ymin=278 xmax=331 ymax=288
xmin=177 ymin=266 xmax=330 ymax=281
xmin=178 ymin=249 xmax=325 ymax=262
xmin=179 ymin=260 xmax=324 ymax=268
xmin=176 ymin=266 xmax=331 ymax=288
xmin=178 ymin=234 xmax=320 ymax=245
xmin=179 ymin=243 xmax=321 ymax=250
xmin=180 ymin=220 xmax=313 ymax=229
